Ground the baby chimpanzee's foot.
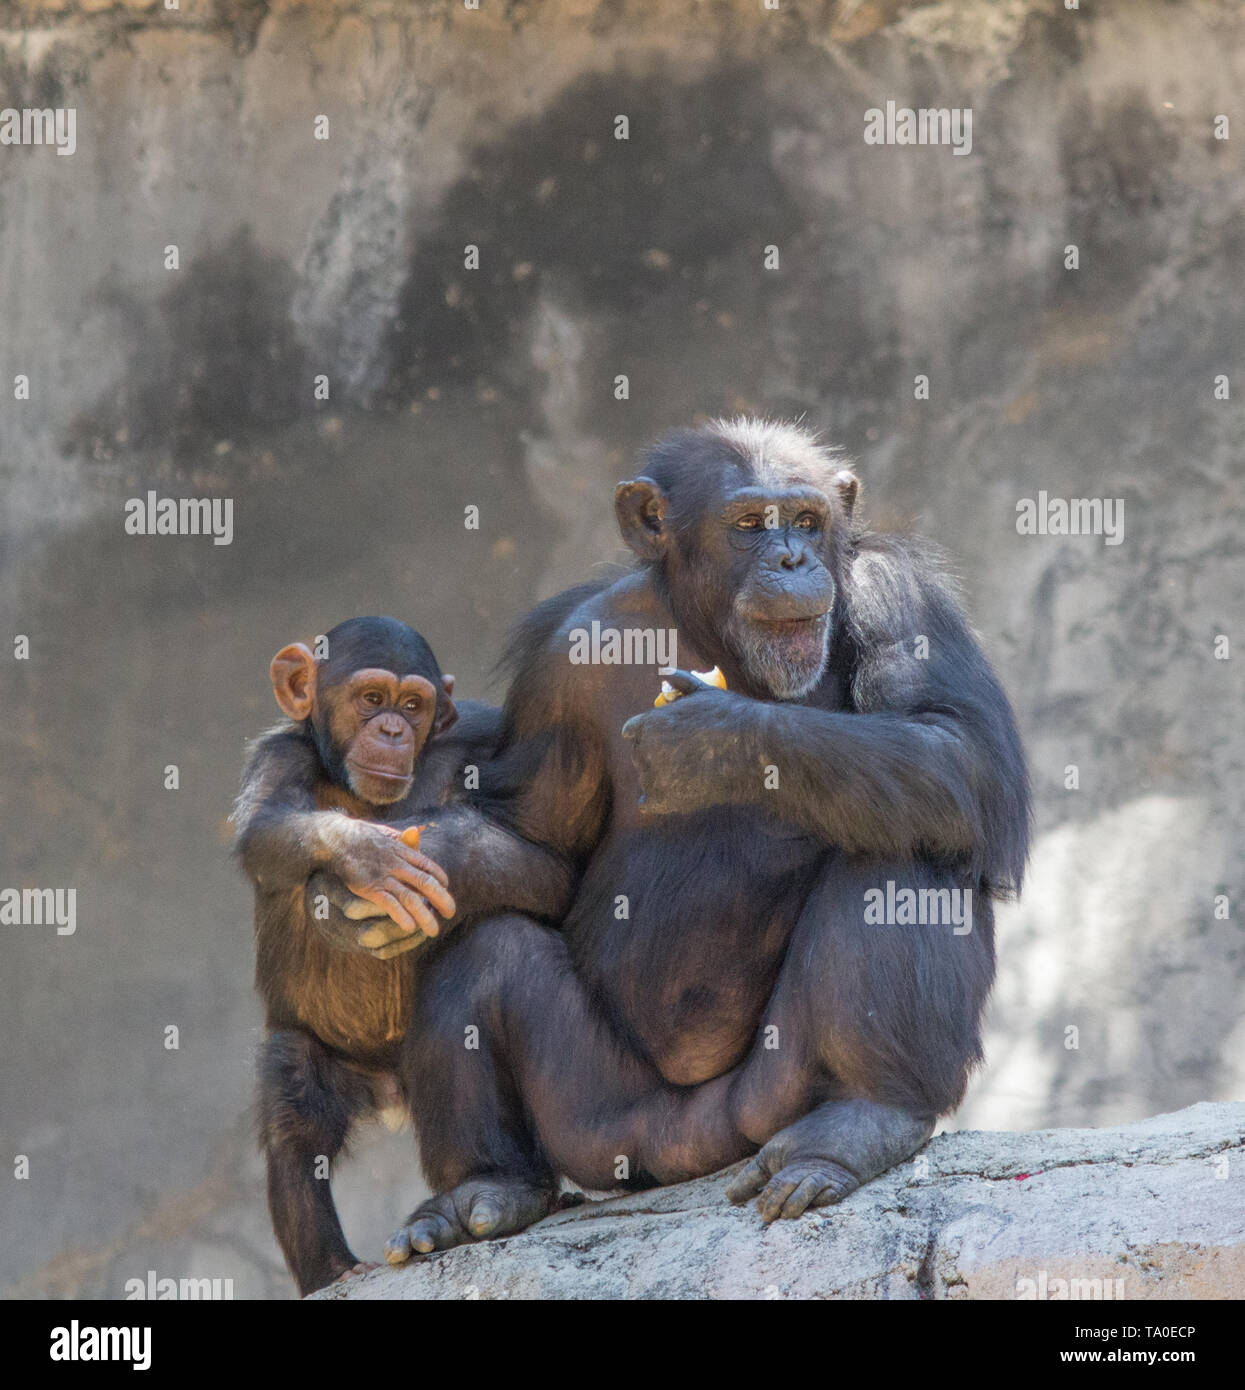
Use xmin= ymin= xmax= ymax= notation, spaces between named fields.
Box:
xmin=384 ymin=1176 xmax=557 ymax=1262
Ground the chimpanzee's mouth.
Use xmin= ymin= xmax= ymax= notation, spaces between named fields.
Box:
xmin=350 ymin=765 xmax=412 ymax=784
xmin=755 ymin=615 xmax=825 ymax=634
xmin=727 ymin=610 xmax=831 ymax=700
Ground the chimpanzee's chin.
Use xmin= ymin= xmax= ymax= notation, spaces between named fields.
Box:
xmin=731 ymin=613 xmax=830 ymax=700
xmin=347 ymin=769 xmax=413 ymax=805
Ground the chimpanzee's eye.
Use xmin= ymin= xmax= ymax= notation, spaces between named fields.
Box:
xmin=362 ymin=690 xmax=383 ymax=706
xmin=735 ymin=515 xmax=763 ymax=531
xmin=795 ymin=513 xmax=820 ymax=530
xmin=402 ymin=697 xmax=422 ymax=713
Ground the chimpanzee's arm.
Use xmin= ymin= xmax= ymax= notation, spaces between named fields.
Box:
xmin=623 ymin=536 xmax=1030 ymax=893
xmin=372 ymin=643 xmax=608 ymax=925
xmin=232 ymin=728 xmax=354 ymax=891
xmin=305 ymin=804 xmax=578 ymax=959
xmin=233 ymin=728 xmax=452 ymax=928
xmin=390 ymin=696 xmax=579 ymax=922
xmin=464 ymin=583 xmax=615 ymax=863
xmin=308 ymin=590 xmax=612 ymax=954
xmin=389 ymin=808 xmax=577 ymax=925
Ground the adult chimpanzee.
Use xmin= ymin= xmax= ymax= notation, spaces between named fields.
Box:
xmin=328 ymin=420 xmax=1030 ymax=1261
xmin=233 ymin=617 xmax=572 ymax=1294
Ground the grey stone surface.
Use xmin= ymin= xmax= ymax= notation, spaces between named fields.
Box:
xmin=1 ymin=0 xmax=1242 ymax=1298
xmin=314 ymin=1103 xmax=1245 ymax=1300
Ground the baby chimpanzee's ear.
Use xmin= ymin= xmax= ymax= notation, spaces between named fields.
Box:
xmin=270 ymin=643 xmax=317 ymax=722
xmin=434 ymin=673 xmax=459 ymax=736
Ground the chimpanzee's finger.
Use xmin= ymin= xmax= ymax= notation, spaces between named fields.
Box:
xmin=661 ymin=670 xmax=708 ymax=697
xmin=756 ymin=1172 xmax=804 ymax=1224
xmin=343 ymin=894 xmax=389 ymax=921
xmin=367 ymin=934 xmax=427 ymax=961
xmin=356 ymin=917 xmax=413 ymax=954
xmin=724 ymin=1156 xmax=769 ymax=1204
xmin=387 ymin=884 xmax=445 ymax=938
xmin=393 ymin=847 xmax=450 ymax=890
xmin=389 ymin=864 xmax=455 ymax=919
xmin=355 ymin=889 xmax=418 ymax=938
xmin=386 ymin=1211 xmax=456 ymax=1261
xmin=307 ymin=870 xmax=379 ymax=916
xmin=620 ymin=712 xmax=649 ymax=741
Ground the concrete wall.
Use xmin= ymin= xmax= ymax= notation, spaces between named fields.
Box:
xmin=1 ymin=0 xmax=1242 ymax=1297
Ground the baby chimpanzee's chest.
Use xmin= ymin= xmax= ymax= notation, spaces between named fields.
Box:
xmin=258 ymin=889 xmax=411 ymax=1064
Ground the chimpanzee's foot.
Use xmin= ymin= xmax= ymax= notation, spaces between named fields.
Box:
xmin=298 ymin=1251 xmax=372 ymax=1297
xmin=727 ymin=1156 xmax=862 ymax=1221
xmin=384 ymin=1176 xmax=558 ymax=1262
xmin=725 ymin=1098 xmax=934 ymax=1222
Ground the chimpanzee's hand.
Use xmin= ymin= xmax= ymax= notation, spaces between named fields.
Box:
xmin=306 ymin=869 xmax=438 ymax=959
xmin=620 ymin=673 xmax=761 ymax=816
xmin=321 ymin=821 xmax=456 ymax=948
xmin=304 ymin=871 xmax=418 ymax=959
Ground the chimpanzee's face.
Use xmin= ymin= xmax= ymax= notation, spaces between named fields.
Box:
xmin=269 ymin=624 xmax=458 ymax=808
xmin=698 ymin=479 xmax=839 ymax=699
xmin=321 ymin=669 xmax=441 ymax=805
xmin=614 ymin=429 xmax=857 ymax=701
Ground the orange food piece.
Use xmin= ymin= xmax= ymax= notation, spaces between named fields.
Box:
xmin=400 ymin=825 xmax=425 ymax=849
xmin=653 ymin=666 xmax=727 ymax=708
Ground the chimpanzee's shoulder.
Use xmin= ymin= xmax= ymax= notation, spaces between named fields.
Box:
xmin=848 ymin=528 xmax=957 ymax=584
xmin=447 ymin=699 xmax=503 ymax=754
xmin=846 ymin=529 xmax=967 ymax=643
xmin=242 ymin=721 xmax=316 ymax=773
xmin=500 ymin=571 xmax=639 ymax=670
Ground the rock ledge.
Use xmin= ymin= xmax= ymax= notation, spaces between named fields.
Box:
xmin=313 ymin=1102 xmax=1245 ymax=1300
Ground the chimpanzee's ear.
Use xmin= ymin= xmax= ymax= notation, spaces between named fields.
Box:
xmin=615 ymin=476 xmax=670 ymax=561
xmin=833 ymin=469 xmax=860 ymax=518
xmin=434 ymin=676 xmax=459 ymax=737
xmin=270 ymin=643 xmax=318 ymax=721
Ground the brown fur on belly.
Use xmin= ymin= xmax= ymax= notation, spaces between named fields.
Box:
xmin=257 ymin=887 xmax=411 ymax=1062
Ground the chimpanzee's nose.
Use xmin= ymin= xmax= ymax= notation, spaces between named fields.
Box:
xmin=778 ymin=548 xmax=806 ymax=570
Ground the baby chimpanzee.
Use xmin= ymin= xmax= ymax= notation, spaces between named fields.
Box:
xmin=233 ymin=616 xmax=569 ymax=1295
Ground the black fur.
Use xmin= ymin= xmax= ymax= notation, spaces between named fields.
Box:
xmin=233 ymin=617 xmax=573 ymax=1293
xmin=377 ymin=421 xmax=1030 ymax=1253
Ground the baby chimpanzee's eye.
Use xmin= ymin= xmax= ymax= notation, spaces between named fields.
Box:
xmin=362 ymin=690 xmax=383 ymax=706
xmin=402 ymin=697 xmax=422 ymax=713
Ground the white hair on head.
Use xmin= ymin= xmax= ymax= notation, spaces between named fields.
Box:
xmin=705 ymin=416 xmax=852 ymax=493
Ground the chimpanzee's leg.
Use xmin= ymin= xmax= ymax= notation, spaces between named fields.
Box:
xmin=386 ymin=916 xmax=559 ymax=1260
xmin=386 ymin=914 xmax=747 ymax=1261
xmin=723 ymin=855 xmax=993 ymax=1219
xmin=257 ymin=1029 xmax=376 ymax=1295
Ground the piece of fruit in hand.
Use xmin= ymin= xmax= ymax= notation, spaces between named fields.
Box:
xmin=654 ymin=666 xmax=726 ymax=708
